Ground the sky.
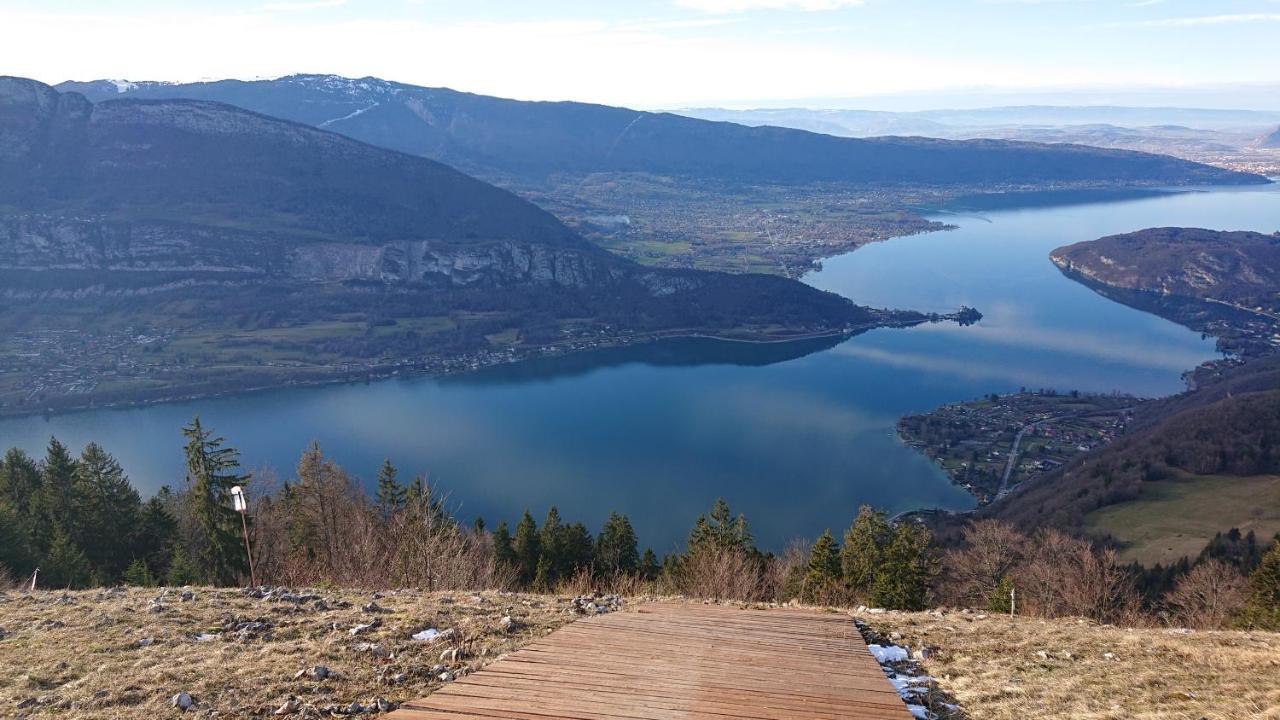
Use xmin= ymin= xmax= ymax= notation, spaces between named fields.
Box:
xmin=1 ymin=0 xmax=1278 ymax=110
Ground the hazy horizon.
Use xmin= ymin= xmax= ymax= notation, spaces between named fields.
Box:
xmin=4 ymin=0 xmax=1278 ymax=110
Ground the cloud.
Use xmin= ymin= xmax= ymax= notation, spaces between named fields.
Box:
xmin=261 ymin=0 xmax=347 ymax=11
xmin=675 ymin=0 xmax=862 ymax=13
xmin=1138 ymin=12 xmax=1280 ymax=27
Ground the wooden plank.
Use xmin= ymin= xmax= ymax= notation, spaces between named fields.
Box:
xmin=388 ymin=602 xmax=912 ymax=720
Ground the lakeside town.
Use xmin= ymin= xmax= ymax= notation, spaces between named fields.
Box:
xmin=897 ymin=390 xmax=1139 ymax=503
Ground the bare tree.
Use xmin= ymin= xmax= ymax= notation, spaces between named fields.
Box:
xmin=942 ymin=520 xmax=1025 ymax=607
xmin=1164 ymin=560 xmax=1247 ymax=629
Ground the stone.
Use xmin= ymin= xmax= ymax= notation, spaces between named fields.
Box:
xmin=275 ymin=698 xmax=300 ymax=715
xmin=171 ymin=692 xmax=194 ymax=711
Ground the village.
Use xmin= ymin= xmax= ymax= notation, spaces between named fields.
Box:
xmin=897 ymin=390 xmax=1140 ymax=503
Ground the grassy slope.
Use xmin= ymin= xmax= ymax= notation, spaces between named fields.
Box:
xmin=861 ymin=609 xmax=1280 ymax=720
xmin=1084 ymin=473 xmax=1280 ymax=565
xmin=0 ymin=587 xmax=577 ymax=718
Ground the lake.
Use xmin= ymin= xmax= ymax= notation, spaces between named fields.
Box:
xmin=2 ymin=184 xmax=1276 ymax=551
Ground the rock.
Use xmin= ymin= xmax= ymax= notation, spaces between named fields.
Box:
xmin=275 ymin=698 xmax=300 ymax=715
xmin=347 ymin=701 xmax=365 ymax=714
xmin=911 ymin=647 xmax=932 ymax=661
xmin=439 ymin=647 xmax=468 ymax=663
xmin=349 ymin=618 xmax=381 ymax=636
xmin=497 ymin=616 xmax=519 ymax=634
xmin=1036 ymin=650 xmax=1049 ymax=660
xmin=354 ymin=642 xmax=390 ymax=659
xmin=375 ymin=698 xmax=396 ymax=712
xmin=16 ymin=698 xmax=37 ymax=709
xmin=295 ymin=665 xmax=331 ymax=681
xmin=136 ymin=638 xmax=154 ymax=648
xmin=1103 ymin=652 xmax=1117 ymax=661
xmin=171 ymin=692 xmax=194 ymax=711
xmin=361 ymin=602 xmax=386 ymax=614
xmin=438 ymin=671 xmax=455 ymax=682
xmin=179 ymin=591 xmax=195 ymax=602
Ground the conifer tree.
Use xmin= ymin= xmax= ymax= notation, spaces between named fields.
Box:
xmin=1240 ymin=542 xmax=1280 ymax=630
xmin=73 ymin=443 xmax=141 ymax=582
xmin=166 ymin=544 xmax=201 ymax=586
xmin=871 ymin=522 xmax=938 ymax=611
xmin=492 ymin=521 xmax=517 ymax=572
xmin=688 ymin=498 xmax=753 ymax=555
xmin=533 ymin=555 xmax=553 ymax=591
xmin=134 ymin=494 xmax=178 ymax=580
xmin=375 ymin=459 xmax=406 ymax=519
xmin=0 ymin=500 xmax=34 ymax=578
xmin=43 ymin=528 xmax=92 ymax=589
xmin=540 ymin=507 xmax=566 ymax=582
xmin=803 ymin=529 xmax=842 ymax=603
xmin=841 ymin=505 xmax=890 ymax=598
xmin=596 ymin=512 xmax=640 ymax=576
xmin=123 ymin=558 xmax=157 ymax=587
xmin=0 ymin=448 xmax=39 ymax=523
xmin=640 ymin=549 xmax=661 ymax=581
xmin=182 ymin=416 xmax=249 ymax=585
xmin=561 ymin=522 xmax=595 ymax=577
xmin=512 ymin=510 xmax=540 ymax=585
xmin=36 ymin=438 xmax=79 ymax=553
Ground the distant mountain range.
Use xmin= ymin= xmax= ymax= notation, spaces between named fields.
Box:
xmin=1 ymin=76 xmax=952 ymax=414
xmin=54 ymin=75 xmax=1265 ymax=188
xmin=1264 ymin=127 xmax=1280 ymax=149
xmin=679 ymin=105 xmax=1280 ymax=134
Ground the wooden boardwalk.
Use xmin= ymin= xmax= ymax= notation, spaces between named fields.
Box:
xmin=389 ymin=602 xmax=912 ymax=720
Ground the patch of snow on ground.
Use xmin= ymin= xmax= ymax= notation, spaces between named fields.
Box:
xmin=869 ymin=644 xmax=909 ymax=663
xmin=411 ymin=628 xmax=440 ymax=642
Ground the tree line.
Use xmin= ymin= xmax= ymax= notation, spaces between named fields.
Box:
xmin=1 ymin=422 xmax=1277 ymax=630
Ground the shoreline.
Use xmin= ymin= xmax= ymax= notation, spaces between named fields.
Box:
xmin=0 ymin=310 xmax=974 ymax=422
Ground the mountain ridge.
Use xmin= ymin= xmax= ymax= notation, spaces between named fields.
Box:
xmin=53 ymin=73 xmax=1268 ymax=187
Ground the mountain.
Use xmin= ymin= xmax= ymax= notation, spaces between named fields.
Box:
xmin=1051 ymin=228 xmax=1280 ymax=308
xmin=1051 ymin=227 xmax=1280 ymax=357
xmin=1264 ymin=127 xmax=1280 ymax=148
xmin=0 ymin=77 xmax=944 ymax=415
xmin=55 ymin=75 xmax=1266 ymax=187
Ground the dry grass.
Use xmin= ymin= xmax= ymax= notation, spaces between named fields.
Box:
xmin=860 ymin=609 xmax=1280 ymax=720
xmin=0 ymin=587 xmax=585 ymax=718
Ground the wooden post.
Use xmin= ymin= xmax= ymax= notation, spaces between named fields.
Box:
xmin=240 ymin=510 xmax=257 ymax=587
xmin=1010 ymin=586 xmax=1016 ymax=616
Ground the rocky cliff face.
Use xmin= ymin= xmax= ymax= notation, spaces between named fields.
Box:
xmin=0 ymin=213 xmax=628 ymax=294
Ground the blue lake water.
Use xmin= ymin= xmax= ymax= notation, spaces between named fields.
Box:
xmin=2 ymin=184 xmax=1277 ymax=551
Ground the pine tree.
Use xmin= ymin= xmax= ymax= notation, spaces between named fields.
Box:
xmin=841 ymin=505 xmax=890 ymax=599
xmin=688 ymin=498 xmax=753 ymax=555
xmin=492 ymin=522 xmax=517 ymax=571
xmin=512 ymin=511 xmax=540 ymax=585
xmin=182 ymin=416 xmax=249 ymax=585
xmin=166 ymin=544 xmax=201 ymax=586
xmin=0 ymin=500 xmax=34 ymax=578
xmin=134 ymin=495 xmax=177 ymax=580
xmin=561 ymin=522 xmax=595 ymax=577
xmin=73 ymin=443 xmax=141 ymax=582
xmin=123 ymin=558 xmax=157 ymax=587
xmin=540 ymin=507 xmax=566 ymax=583
xmin=43 ymin=528 xmax=92 ymax=589
xmin=375 ymin=459 xmax=405 ymax=520
xmin=596 ymin=512 xmax=640 ymax=576
xmin=1240 ymin=542 xmax=1280 ymax=630
xmin=533 ymin=555 xmax=553 ymax=591
xmin=803 ymin=529 xmax=842 ymax=603
xmin=0 ymin=448 xmax=40 ymax=521
xmin=871 ymin=522 xmax=938 ymax=611
xmin=36 ymin=438 xmax=79 ymax=553
xmin=640 ymin=549 xmax=661 ymax=581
